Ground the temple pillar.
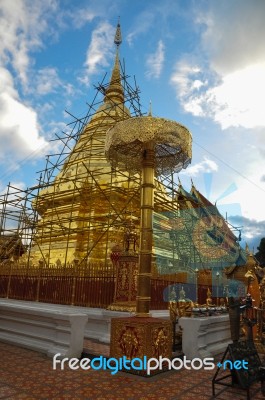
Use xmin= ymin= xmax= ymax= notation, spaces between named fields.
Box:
xmin=108 ymin=253 xmax=138 ymax=312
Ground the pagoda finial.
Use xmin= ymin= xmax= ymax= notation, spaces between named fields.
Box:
xmin=104 ymin=18 xmax=124 ymax=105
xmin=191 ymin=177 xmax=194 ymax=187
xmin=148 ymin=100 xmax=152 ymax=116
xmin=178 ymin=176 xmax=182 ymax=187
xmin=114 ymin=17 xmax=122 ymax=48
xmin=245 ymin=243 xmax=250 ymax=254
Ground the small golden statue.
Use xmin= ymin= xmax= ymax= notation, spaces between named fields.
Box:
xmin=206 ymin=287 xmax=213 ymax=307
xmin=177 ymin=286 xmax=194 ymax=317
xmin=169 ymin=286 xmax=178 ymax=322
xmin=179 ymin=286 xmax=186 ymax=301
xmin=123 ymin=221 xmax=138 ymax=254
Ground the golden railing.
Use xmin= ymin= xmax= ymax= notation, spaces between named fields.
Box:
xmin=0 ymin=262 xmax=177 ymax=310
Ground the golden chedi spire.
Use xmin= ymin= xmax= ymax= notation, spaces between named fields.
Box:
xmin=148 ymin=100 xmax=152 ymax=116
xmin=114 ymin=17 xmax=122 ymax=47
xmin=104 ymin=20 xmax=124 ymax=105
xmin=29 ymin=19 xmax=132 ymax=266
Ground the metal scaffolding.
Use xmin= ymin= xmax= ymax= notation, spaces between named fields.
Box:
xmin=0 ymin=56 xmax=244 ymax=308
xmin=0 ymin=63 xmax=144 ymax=267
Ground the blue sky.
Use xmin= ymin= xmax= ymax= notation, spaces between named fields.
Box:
xmin=0 ymin=0 xmax=265 ymax=251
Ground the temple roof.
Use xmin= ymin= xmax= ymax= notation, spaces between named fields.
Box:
xmin=190 ymin=185 xmax=221 ymax=213
xmin=177 ymin=182 xmax=198 ymax=207
xmin=172 ymin=180 xmax=244 ymax=268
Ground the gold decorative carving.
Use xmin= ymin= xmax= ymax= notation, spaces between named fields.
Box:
xmin=177 ymin=301 xmax=193 ymax=318
xmin=107 ymin=304 xmax=136 ymax=312
xmin=108 ymin=253 xmax=138 ymax=311
xmin=119 ymin=327 xmax=140 ymax=359
xmin=110 ymin=317 xmax=172 ymax=372
xmin=152 ymin=327 xmax=169 ymax=358
xmin=169 ymin=301 xmax=178 ymax=322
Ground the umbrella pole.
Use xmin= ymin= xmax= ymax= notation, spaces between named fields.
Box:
xmin=136 ymin=141 xmax=155 ymax=317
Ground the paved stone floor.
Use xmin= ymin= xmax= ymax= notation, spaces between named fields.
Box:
xmin=1 ymin=340 xmax=265 ymax=400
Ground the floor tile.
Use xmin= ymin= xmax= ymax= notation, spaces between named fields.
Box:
xmin=1 ymin=340 xmax=265 ymax=400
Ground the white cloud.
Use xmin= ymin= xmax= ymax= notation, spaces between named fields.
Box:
xmin=84 ymin=22 xmax=115 ymax=81
xmin=35 ymin=68 xmax=62 ymax=95
xmin=35 ymin=67 xmax=74 ymax=96
xmin=68 ymin=0 xmax=116 ymax=29
xmin=0 ymin=0 xmax=58 ymax=87
xmin=171 ymin=62 xmax=265 ymax=129
xmin=145 ymin=40 xmax=165 ymax=79
xmin=0 ymin=66 xmax=48 ymax=162
xmin=181 ymin=157 xmax=218 ymax=177
xmin=207 ymin=64 xmax=265 ymax=129
xmin=0 ymin=91 xmax=48 ymax=153
xmin=126 ymin=11 xmax=155 ymax=46
xmin=125 ymin=1 xmax=182 ymax=46
xmin=0 ymin=1 xmax=58 ymax=165
xmin=0 ymin=67 xmax=17 ymax=98
xmin=219 ymin=166 xmax=265 ymax=224
xmin=197 ymin=0 xmax=265 ymax=75
xmin=171 ymin=0 xmax=265 ymax=130
xmin=171 ymin=62 xmax=202 ymax=97
xmin=8 ymin=181 xmax=27 ymax=193
xmin=170 ymin=62 xmax=207 ymax=117
xmin=71 ymin=10 xmax=97 ymax=29
xmin=228 ymin=215 xmax=265 ymax=250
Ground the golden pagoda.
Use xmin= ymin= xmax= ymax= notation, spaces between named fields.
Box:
xmin=28 ymin=22 xmax=175 ymax=271
xmin=0 ymin=22 xmax=246 ymax=311
xmin=29 ymin=23 xmax=135 ymax=267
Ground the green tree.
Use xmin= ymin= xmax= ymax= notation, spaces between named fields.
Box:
xmin=255 ymin=238 xmax=265 ymax=266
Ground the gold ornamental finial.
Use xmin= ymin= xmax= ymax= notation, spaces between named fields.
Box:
xmin=148 ymin=100 xmax=152 ymax=116
xmin=104 ymin=18 xmax=124 ymax=105
xmin=245 ymin=243 xmax=250 ymax=254
xmin=114 ymin=17 xmax=122 ymax=47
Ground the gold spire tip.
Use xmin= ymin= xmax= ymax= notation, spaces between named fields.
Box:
xmin=114 ymin=18 xmax=122 ymax=47
xmin=148 ymin=100 xmax=152 ymax=116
